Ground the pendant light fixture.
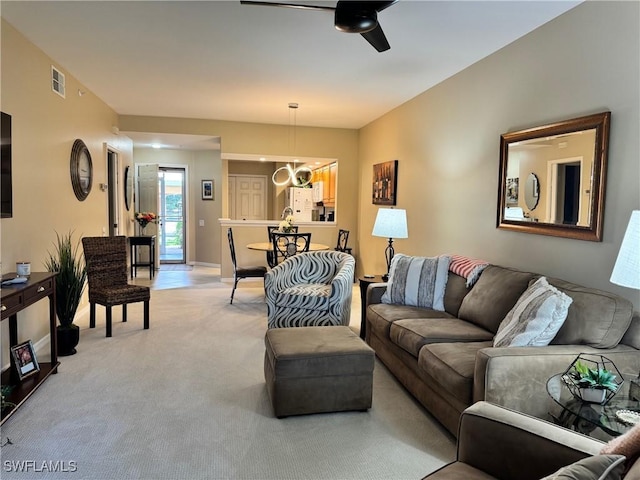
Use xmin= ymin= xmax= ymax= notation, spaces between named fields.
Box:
xmin=272 ymin=103 xmax=312 ymax=187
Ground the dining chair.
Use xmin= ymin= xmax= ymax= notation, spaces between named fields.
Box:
xmin=267 ymin=225 xmax=299 ymax=268
xmin=270 ymin=232 xmax=311 ymax=266
xmin=81 ymin=236 xmax=150 ymax=337
xmin=228 ymin=228 xmax=268 ymax=304
xmin=335 ymin=229 xmax=352 ymax=254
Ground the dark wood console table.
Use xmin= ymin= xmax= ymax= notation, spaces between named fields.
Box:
xmin=129 ymin=235 xmax=156 ymax=279
xmin=1 ymin=272 xmax=59 ymax=425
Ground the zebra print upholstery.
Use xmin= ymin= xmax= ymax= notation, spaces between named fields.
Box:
xmin=264 ymin=251 xmax=355 ymax=329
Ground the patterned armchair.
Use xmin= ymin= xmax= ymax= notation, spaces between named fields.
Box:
xmin=264 ymin=251 xmax=355 ymax=329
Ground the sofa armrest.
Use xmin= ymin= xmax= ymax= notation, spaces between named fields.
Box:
xmin=474 ymin=345 xmax=640 ymax=419
xmin=365 ymin=283 xmax=387 ymax=307
xmin=455 ymin=401 xmax=603 ymax=480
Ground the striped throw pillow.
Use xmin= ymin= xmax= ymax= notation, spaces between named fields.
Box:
xmin=381 ymin=254 xmax=450 ymax=311
xmin=493 ymin=276 xmax=573 ymax=347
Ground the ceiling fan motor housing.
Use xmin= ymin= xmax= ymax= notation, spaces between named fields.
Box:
xmin=334 ymin=2 xmax=378 ymax=33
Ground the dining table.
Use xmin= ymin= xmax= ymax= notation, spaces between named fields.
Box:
xmin=246 ymin=242 xmax=330 ymax=252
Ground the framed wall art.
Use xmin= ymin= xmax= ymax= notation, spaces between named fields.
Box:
xmin=201 ymin=180 xmax=214 ymax=200
xmin=11 ymin=340 xmax=39 ymax=381
xmin=372 ymin=160 xmax=398 ymax=206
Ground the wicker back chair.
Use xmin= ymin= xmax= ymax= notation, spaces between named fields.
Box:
xmin=82 ymin=236 xmax=150 ymax=337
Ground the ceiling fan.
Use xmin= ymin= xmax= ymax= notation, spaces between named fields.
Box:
xmin=240 ymin=0 xmax=398 ymax=52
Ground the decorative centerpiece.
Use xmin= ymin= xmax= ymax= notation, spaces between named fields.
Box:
xmin=135 ymin=212 xmax=157 ymax=235
xmin=279 ymin=215 xmax=295 ymax=233
xmin=561 ymin=353 xmax=623 ymax=405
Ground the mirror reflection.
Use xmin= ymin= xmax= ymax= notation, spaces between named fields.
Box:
xmin=227 ymin=159 xmax=337 ymax=222
xmin=524 ymin=173 xmax=539 ymax=211
xmin=498 ymin=112 xmax=610 ymax=241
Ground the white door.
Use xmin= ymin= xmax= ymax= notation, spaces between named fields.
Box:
xmin=229 ymin=175 xmax=267 ymax=220
xmin=136 ymin=164 xmax=159 ymax=267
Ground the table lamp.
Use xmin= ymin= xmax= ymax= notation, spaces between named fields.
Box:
xmin=372 ymin=208 xmax=408 ymax=281
xmin=609 ymin=210 xmax=640 ymax=400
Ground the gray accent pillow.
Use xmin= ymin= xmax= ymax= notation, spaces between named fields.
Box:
xmin=494 ymin=276 xmax=573 ymax=347
xmin=381 ymin=254 xmax=450 ymax=311
xmin=540 ymin=454 xmax=626 ymax=480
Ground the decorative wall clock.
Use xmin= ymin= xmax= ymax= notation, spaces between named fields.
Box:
xmin=70 ymin=139 xmax=93 ymax=201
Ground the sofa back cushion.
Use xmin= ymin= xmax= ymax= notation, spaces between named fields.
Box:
xmin=457 ymin=265 xmax=536 ymax=334
xmin=444 ymin=272 xmax=471 ymax=317
xmin=545 ymin=277 xmax=633 ymax=348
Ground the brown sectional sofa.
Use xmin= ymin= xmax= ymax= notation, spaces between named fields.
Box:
xmin=365 ymin=264 xmax=640 ymax=436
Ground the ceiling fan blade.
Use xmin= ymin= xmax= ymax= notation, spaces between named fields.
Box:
xmin=361 ymin=23 xmax=390 ymax=52
xmin=240 ymin=1 xmax=334 ymax=12
xmin=370 ymin=0 xmax=399 ymax=13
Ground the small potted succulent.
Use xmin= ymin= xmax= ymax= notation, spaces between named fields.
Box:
xmin=562 ymin=354 xmax=623 ymax=404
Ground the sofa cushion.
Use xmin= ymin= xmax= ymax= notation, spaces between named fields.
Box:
xmin=418 ymin=342 xmax=491 ymax=406
xmin=276 ymin=283 xmax=331 ymax=312
xmin=444 ymin=272 xmax=471 ymax=318
xmin=458 ymin=265 xmax=536 ymax=334
xmin=493 ymin=277 xmax=573 ymax=347
xmin=368 ymin=303 xmax=456 ymax=339
xmin=382 ymin=254 xmax=450 ymax=310
xmin=545 ymin=277 xmax=634 ymax=348
xmin=540 ymin=455 xmax=626 ymax=480
xmin=391 ymin=318 xmax=494 ymax=358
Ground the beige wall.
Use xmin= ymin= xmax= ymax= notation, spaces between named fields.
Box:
xmin=0 ymin=20 xmax=132 ymax=364
xmin=358 ymin=1 xmax=639 ymax=309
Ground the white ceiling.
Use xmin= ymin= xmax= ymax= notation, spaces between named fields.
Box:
xmin=2 ymin=0 xmax=581 ymax=149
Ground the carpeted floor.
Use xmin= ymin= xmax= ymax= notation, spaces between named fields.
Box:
xmin=0 ymin=277 xmax=455 ymax=480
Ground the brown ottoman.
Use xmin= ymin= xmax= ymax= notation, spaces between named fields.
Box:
xmin=264 ymin=326 xmax=375 ymax=417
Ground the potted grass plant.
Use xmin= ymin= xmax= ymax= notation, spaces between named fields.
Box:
xmin=44 ymin=231 xmax=87 ymax=356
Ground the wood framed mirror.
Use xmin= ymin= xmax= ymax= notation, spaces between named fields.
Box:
xmin=497 ymin=112 xmax=610 ymax=241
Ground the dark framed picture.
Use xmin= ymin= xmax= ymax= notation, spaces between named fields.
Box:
xmin=372 ymin=160 xmax=398 ymax=205
xmin=201 ymin=180 xmax=214 ymax=200
xmin=11 ymin=340 xmax=39 ymax=380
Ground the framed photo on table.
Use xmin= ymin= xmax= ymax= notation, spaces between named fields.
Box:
xmin=372 ymin=160 xmax=398 ymax=205
xmin=201 ymin=180 xmax=214 ymax=200
xmin=11 ymin=340 xmax=39 ymax=380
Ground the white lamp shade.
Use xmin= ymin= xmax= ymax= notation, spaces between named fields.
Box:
xmin=372 ymin=208 xmax=408 ymax=239
xmin=610 ymin=210 xmax=640 ymax=289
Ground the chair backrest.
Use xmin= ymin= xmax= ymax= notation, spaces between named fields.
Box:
xmin=82 ymin=236 xmax=129 ymax=288
xmin=227 ymin=228 xmax=238 ymax=271
xmin=335 ymin=229 xmax=350 ymax=251
xmin=271 ymin=233 xmax=311 ymax=264
xmin=267 ymin=225 xmax=299 ymax=239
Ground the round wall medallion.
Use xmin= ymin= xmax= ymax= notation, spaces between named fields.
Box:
xmin=70 ymin=139 xmax=93 ymax=201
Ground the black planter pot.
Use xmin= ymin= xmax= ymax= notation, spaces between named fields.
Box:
xmin=57 ymin=324 xmax=80 ymax=356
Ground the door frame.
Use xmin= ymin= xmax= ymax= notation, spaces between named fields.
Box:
xmin=158 ymin=165 xmax=188 ymax=264
xmin=104 ymin=143 xmax=123 ymax=236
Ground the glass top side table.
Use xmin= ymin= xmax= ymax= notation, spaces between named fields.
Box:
xmin=546 ymin=373 xmax=639 ymax=440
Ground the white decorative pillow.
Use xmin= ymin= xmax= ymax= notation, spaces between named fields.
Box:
xmin=381 ymin=254 xmax=450 ymax=311
xmin=493 ymin=276 xmax=573 ymax=347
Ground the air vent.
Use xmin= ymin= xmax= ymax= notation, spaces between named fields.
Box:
xmin=51 ymin=65 xmax=65 ymax=98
